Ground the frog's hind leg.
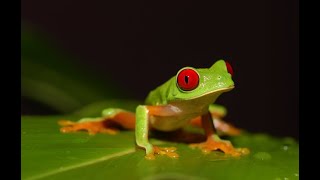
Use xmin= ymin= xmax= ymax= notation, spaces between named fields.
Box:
xmin=208 ymin=104 xmax=242 ymax=136
xmin=190 ymin=117 xmax=241 ymax=136
xmin=190 ymin=104 xmax=242 ymax=136
xmin=213 ymin=118 xmax=242 ymax=136
xmin=58 ymin=108 xmax=136 ymax=135
xmin=189 ymin=112 xmax=249 ymax=157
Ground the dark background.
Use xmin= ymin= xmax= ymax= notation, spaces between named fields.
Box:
xmin=21 ymin=0 xmax=299 ymax=139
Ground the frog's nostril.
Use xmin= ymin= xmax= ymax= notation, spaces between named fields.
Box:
xmin=217 ymin=76 xmax=221 ymax=80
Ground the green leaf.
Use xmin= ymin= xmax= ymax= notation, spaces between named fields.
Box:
xmin=22 ymin=113 xmax=299 ymax=180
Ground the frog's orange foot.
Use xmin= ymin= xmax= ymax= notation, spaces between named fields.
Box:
xmin=189 ymin=139 xmax=249 ymax=157
xmin=145 ymin=146 xmax=179 ymax=160
xmin=58 ymin=120 xmax=118 ymax=135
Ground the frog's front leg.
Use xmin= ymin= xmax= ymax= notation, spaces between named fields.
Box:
xmin=135 ymin=105 xmax=179 ymax=160
xmin=58 ymin=108 xmax=135 ymax=135
xmin=190 ymin=112 xmax=249 ymax=157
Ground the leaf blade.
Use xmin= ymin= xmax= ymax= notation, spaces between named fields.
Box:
xmin=22 ymin=114 xmax=298 ymax=180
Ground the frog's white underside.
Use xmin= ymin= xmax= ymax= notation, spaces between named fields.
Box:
xmin=150 ymin=86 xmax=234 ymax=131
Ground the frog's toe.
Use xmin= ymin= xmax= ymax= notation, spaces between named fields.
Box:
xmin=60 ymin=126 xmax=77 ymax=133
xmin=145 ymin=146 xmax=179 ymax=160
xmin=236 ymin=147 xmax=250 ymax=155
xmin=190 ymin=139 xmax=249 ymax=157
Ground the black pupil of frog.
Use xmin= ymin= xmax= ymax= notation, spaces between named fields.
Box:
xmin=184 ymin=76 xmax=189 ymax=84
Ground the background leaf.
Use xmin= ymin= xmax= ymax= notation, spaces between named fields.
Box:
xmin=21 ymin=23 xmax=127 ymax=113
xmin=22 ymin=101 xmax=299 ymax=180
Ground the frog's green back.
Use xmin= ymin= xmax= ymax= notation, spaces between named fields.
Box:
xmin=145 ymin=77 xmax=176 ymax=105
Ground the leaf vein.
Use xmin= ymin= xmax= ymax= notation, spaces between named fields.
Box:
xmin=25 ymin=148 xmax=135 ymax=180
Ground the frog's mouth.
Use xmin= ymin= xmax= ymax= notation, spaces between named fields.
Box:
xmin=184 ymin=85 xmax=235 ymax=101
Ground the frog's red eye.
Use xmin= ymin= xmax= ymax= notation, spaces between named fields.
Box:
xmin=225 ymin=61 xmax=234 ymax=76
xmin=177 ymin=68 xmax=199 ymax=91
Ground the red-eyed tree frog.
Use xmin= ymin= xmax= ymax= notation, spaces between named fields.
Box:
xmin=59 ymin=60 xmax=249 ymax=160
